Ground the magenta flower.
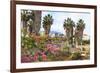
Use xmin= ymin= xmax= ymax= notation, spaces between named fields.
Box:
xmin=33 ymin=52 xmax=39 ymax=61
xmin=21 ymin=55 xmax=32 ymax=63
xmin=41 ymin=52 xmax=47 ymax=61
xmin=46 ymin=44 xmax=60 ymax=54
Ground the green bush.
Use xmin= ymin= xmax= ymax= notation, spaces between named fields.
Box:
xmin=21 ymin=36 xmax=36 ymax=49
xmin=71 ymin=52 xmax=82 ymax=60
xmin=63 ymin=46 xmax=69 ymax=51
xmin=82 ymin=40 xmax=90 ymax=45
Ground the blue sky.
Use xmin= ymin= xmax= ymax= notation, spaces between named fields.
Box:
xmin=40 ymin=11 xmax=91 ymax=36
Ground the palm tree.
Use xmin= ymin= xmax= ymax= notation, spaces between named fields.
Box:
xmin=27 ymin=10 xmax=35 ymax=34
xmin=42 ymin=14 xmax=53 ymax=36
xmin=21 ymin=10 xmax=35 ymax=34
xmin=33 ymin=11 xmax=41 ymax=35
xmin=63 ymin=18 xmax=75 ymax=47
xmin=75 ymin=19 xmax=85 ymax=50
xmin=27 ymin=19 xmax=33 ymax=34
xmin=21 ymin=10 xmax=30 ymax=28
xmin=21 ymin=10 xmax=42 ymax=35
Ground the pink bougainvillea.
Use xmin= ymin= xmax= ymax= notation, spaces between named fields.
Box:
xmin=33 ymin=52 xmax=39 ymax=61
xmin=41 ymin=52 xmax=47 ymax=61
xmin=46 ymin=44 xmax=60 ymax=54
xmin=21 ymin=55 xmax=32 ymax=63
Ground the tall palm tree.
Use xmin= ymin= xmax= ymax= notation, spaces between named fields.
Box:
xmin=33 ymin=11 xmax=41 ymax=35
xmin=63 ymin=18 xmax=75 ymax=47
xmin=27 ymin=10 xmax=35 ymax=34
xmin=75 ymin=19 xmax=85 ymax=50
xmin=27 ymin=19 xmax=33 ymax=34
xmin=42 ymin=14 xmax=53 ymax=36
xmin=21 ymin=10 xmax=30 ymax=28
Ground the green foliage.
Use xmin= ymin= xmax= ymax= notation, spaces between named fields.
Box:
xmin=38 ymin=56 xmax=42 ymax=61
xmin=38 ymin=40 xmax=45 ymax=50
xmin=75 ymin=19 xmax=86 ymax=45
xmin=30 ymin=49 xmax=35 ymax=56
xmin=21 ymin=36 xmax=36 ymax=49
xmin=21 ymin=10 xmax=30 ymax=22
xmin=46 ymin=52 xmax=54 ymax=61
xmin=63 ymin=45 xmax=70 ymax=52
xmin=63 ymin=18 xmax=75 ymax=30
xmin=71 ymin=52 xmax=82 ymax=60
xmin=43 ymin=14 xmax=53 ymax=35
xmin=76 ymin=19 xmax=85 ymax=30
xmin=21 ymin=10 xmax=35 ymax=22
xmin=43 ymin=14 xmax=53 ymax=26
xmin=63 ymin=18 xmax=75 ymax=45
xmin=82 ymin=40 xmax=90 ymax=45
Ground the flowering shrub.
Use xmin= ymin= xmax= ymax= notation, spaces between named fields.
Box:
xmin=21 ymin=36 xmax=36 ymax=49
xmin=33 ymin=52 xmax=39 ymax=61
xmin=41 ymin=51 xmax=47 ymax=61
xmin=21 ymin=55 xmax=32 ymax=63
xmin=33 ymin=51 xmax=47 ymax=61
xmin=46 ymin=44 xmax=60 ymax=54
xmin=21 ymin=51 xmax=47 ymax=62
